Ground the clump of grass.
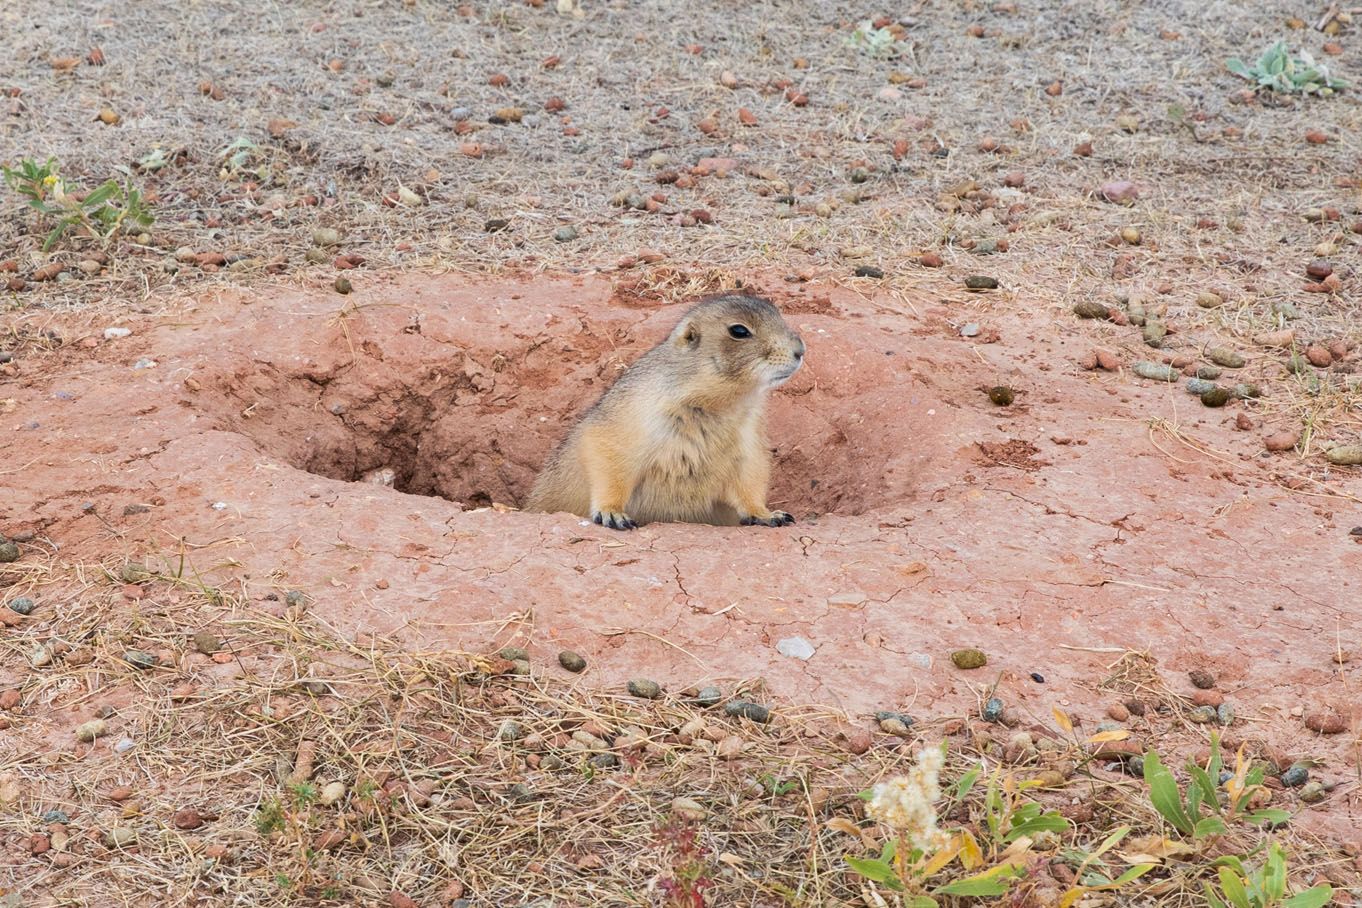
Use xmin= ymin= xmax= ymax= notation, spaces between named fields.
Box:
xmin=2 ymin=156 xmax=154 ymax=251
xmin=1226 ymin=40 xmax=1346 ymax=95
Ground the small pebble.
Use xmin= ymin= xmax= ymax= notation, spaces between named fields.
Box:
xmin=950 ymin=648 xmax=987 ymax=669
xmin=1142 ymin=321 xmax=1167 ymax=348
xmin=1196 ymin=291 xmax=1223 ymax=308
xmin=1232 ymin=383 xmax=1261 ymax=400
xmin=553 ymin=226 xmax=579 ymax=242
xmin=960 ymin=323 xmax=980 ymax=338
xmin=1201 ymin=387 xmax=1232 ymax=408
xmin=1304 ymin=707 xmax=1346 ymax=734
xmin=192 ymin=633 xmax=219 ymax=655
xmin=776 ymin=636 xmax=815 ymax=660
xmin=333 ymin=276 xmax=352 ymax=294
xmin=311 ymin=228 xmax=342 ymax=247
xmin=1217 ymin=702 xmax=1235 ymax=725
xmin=965 ymin=275 xmax=999 ymax=290
xmin=853 ymin=265 xmax=884 ymax=278
xmin=105 ymin=827 xmax=137 ymax=849
xmin=1132 ymin=361 xmax=1179 ymax=382
xmin=1106 ymin=703 xmax=1130 ymax=722
xmin=1073 ymin=300 xmax=1109 ymax=319
xmin=1299 ymin=781 xmax=1326 ymax=803
xmin=284 ymin=590 xmax=306 ymax=609
xmin=1189 ymin=669 xmax=1216 ymax=689
xmin=987 ymin=386 xmax=1015 ymax=406
xmin=498 ymin=646 xmax=529 ymax=662
xmin=1196 ymin=366 xmax=1222 ymax=380
xmin=1208 ymin=348 xmax=1246 ymax=369
xmin=693 ymin=686 xmax=722 ymax=707
xmin=723 ymin=700 xmax=771 ymax=723
xmin=8 ymin=597 xmax=35 ymax=615
xmin=123 ymin=650 xmax=159 ymax=670
xmin=627 ymin=679 xmax=662 ymax=699
xmin=1325 ymin=446 xmax=1362 ymax=466
xmin=982 ymin=697 xmax=1005 ymax=723
xmin=103 ymin=327 xmax=131 ymax=339
xmin=496 ymin=719 xmax=524 ymax=742
xmin=1189 ymin=706 xmax=1217 ymax=724
xmin=558 ymin=650 xmax=586 ymax=673
xmin=76 ymin=719 xmax=108 ymax=742
xmin=1185 ymin=378 xmax=1217 ymax=396
xmin=1281 ymin=764 xmax=1309 ymax=787
xmin=320 ymin=781 xmax=347 ymax=805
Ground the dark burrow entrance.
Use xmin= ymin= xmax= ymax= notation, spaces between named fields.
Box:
xmin=189 ymin=307 xmax=914 ymax=519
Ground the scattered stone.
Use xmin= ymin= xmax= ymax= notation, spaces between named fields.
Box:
xmin=1095 ymin=349 xmax=1121 ymax=371
xmin=1132 ymin=361 xmax=1178 ymax=382
xmin=1281 ymin=764 xmax=1309 ymax=787
xmin=971 ymin=238 xmax=1002 ymax=255
xmin=1073 ymin=300 xmax=1109 ymax=319
xmin=1188 ymin=706 xmax=1217 ymax=724
xmin=0 ymin=541 xmax=20 ymax=563
xmin=1106 ymin=703 xmax=1130 ymax=722
xmin=1142 ymin=321 xmax=1167 ymax=348
xmin=1120 ymin=226 xmax=1142 ymax=245
xmin=671 ymin=797 xmax=707 ymax=821
xmin=103 ymin=327 xmax=132 ymax=340
xmin=1196 ymin=291 xmax=1224 ymax=308
xmin=1217 ymin=702 xmax=1235 ymax=725
xmin=1299 ymin=781 xmax=1327 ymax=803
xmin=987 ymin=386 xmax=1015 ymax=406
xmin=950 ymin=648 xmax=987 ymax=669
xmin=1201 ymin=387 xmax=1232 ymax=408
xmin=496 ymin=719 xmax=524 ymax=742
xmin=1099 ymin=180 xmax=1139 ymax=204
xmin=627 ymin=679 xmax=662 ymax=699
xmin=1232 ymin=383 xmax=1261 ymax=400
xmin=0 ymin=690 xmax=18 ymax=710
xmin=723 ymin=700 xmax=771 ymax=723
xmin=1208 ymin=348 xmax=1246 ymax=369
xmin=333 ymin=276 xmax=353 ymax=295
xmin=982 ymin=697 xmax=1005 ymax=723
xmin=964 ymin=275 xmax=999 ymax=290
xmin=853 ymin=265 xmax=884 ymax=278
xmin=192 ymin=633 xmax=219 ymax=655
xmin=1263 ymin=430 xmax=1296 ymax=451
xmin=776 ymin=636 xmax=815 ymax=660
xmin=553 ymin=226 xmax=579 ymax=242
xmin=173 ymin=808 xmax=204 ymax=830
xmin=1196 ymin=366 xmax=1222 ymax=380
xmin=1253 ymin=328 xmax=1296 ymax=348
xmin=1305 ymin=345 xmax=1333 ymax=368
xmin=846 ymin=729 xmax=872 ymax=754
xmin=1325 ymin=446 xmax=1362 ymax=466
xmin=123 ymin=650 xmax=159 ymax=670
xmin=960 ymin=323 xmax=980 ymax=338
xmin=105 ymin=827 xmax=137 ymax=849
xmin=877 ymin=715 xmax=913 ymax=737
xmin=498 ymin=646 xmax=529 ymax=662
xmin=694 ymin=686 xmax=722 ymax=708
xmin=76 ymin=719 xmax=108 ymax=742
xmin=8 ymin=597 xmax=35 ymax=616
xmin=1189 ymin=669 xmax=1216 ymax=689
xmin=1186 ymin=378 xmax=1217 ymax=396
xmin=1191 ymin=688 xmax=1224 ymax=708
xmin=1306 ymin=260 xmax=1333 ymax=280
xmin=29 ymin=645 xmax=52 ymax=668
xmin=557 ymin=650 xmax=586 ymax=673
xmin=311 ymin=228 xmax=342 ymax=248
xmin=484 ymin=217 xmax=510 ymax=233
xmin=1304 ymin=707 xmax=1345 ymax=735
xmin=919 ymin=252 xmax=943 ymax=268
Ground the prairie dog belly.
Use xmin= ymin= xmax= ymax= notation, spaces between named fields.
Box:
xmin=625 ymin=407 xmax=748 ymax=525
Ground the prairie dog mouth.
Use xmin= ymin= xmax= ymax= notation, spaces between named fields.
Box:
xmin=766 ymin=360 xmax=802 ymax=387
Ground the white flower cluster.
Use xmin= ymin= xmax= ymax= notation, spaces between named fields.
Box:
xmin=866 ymin=743 xmax=949 ymax=852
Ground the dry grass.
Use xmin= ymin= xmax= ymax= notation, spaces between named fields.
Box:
xmin=3 ymin=551 xmax=1360 ymax=906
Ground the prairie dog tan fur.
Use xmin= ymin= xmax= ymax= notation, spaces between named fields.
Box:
xmin=525 ymin=294 xmax=805 ymax=529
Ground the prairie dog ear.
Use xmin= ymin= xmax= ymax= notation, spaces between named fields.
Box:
xmin=675 ymin=319 xmax=701 ymax=350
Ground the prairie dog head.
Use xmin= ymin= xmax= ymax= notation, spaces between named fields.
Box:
xmin=669 ymin=294 xmax=805 ymax=391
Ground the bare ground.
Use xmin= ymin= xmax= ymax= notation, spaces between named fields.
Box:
xmin=2 ymin=1 xmax=1362 ymax=906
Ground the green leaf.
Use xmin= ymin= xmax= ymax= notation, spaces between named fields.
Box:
xmin=1108 ymin=864 xmax=1155 ymax=886
xmin=1245 ymin=809 xmax=1290 ymax=827
xmin=903 ymin=898 xmax=938 ymax=908
xmin=1263 ymin=844 xmax=1288 ymax=901
xmin=1193 ymin=816 xmax=1227 ymax=839
xmin=1204 ymin=882 xmax=1229 ymax=908
xmin=42 ymin=222 xmax=70 ymax=252
xmin=1281 ymin=885 xmax=1333 ymax=908
xmin=1143 ymin=751 xmax=1193 ymax=835
xmin=954 ymin=766 xmax=980 ymax=801
xmin=934 ymin=864 xmax=1022 ymax=897
xmin=82 ymin=181 xmax=119 ymax=208
xmin=1006 ymin=814 xmax=1070 ymax=841
xmin=1217 ymin=867 xmax=1252 ymax=908
xmin=846 ymin=857 xmax=904 ymax=891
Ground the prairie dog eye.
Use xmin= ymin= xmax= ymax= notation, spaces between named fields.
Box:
xmin=727 ymin=324 xmax=752 ymax=339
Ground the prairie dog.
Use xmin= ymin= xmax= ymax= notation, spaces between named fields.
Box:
xmin=525 ymin=294 xmax=805 ymax=530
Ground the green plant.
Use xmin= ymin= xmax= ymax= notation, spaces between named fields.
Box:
xmin=1226 ymin=40 xmax=1346 ymax=95
xmin=1055 ymin=827 xmax=1155 ymax=908
xmin=846 ymin=20 xmax=899 ymax=58
xmin=2 ymin=156 xmax=153 ymax=251
xmin=843 ymin=745 xmax=1039 ymax=905
xmin=1205 ymin=843 xmax=1332 ymax=908
xmin=1143 ymin=734 xmax=1289 ymax=840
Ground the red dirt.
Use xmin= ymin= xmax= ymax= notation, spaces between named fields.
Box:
xmin=3 ymin=272 xmax=1360 ymax=841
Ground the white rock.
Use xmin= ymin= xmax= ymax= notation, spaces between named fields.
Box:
xmin=103 ymin=327 xmax=131 ymax=340
xmin=776 ymin=636 xmax=816 ymax=660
